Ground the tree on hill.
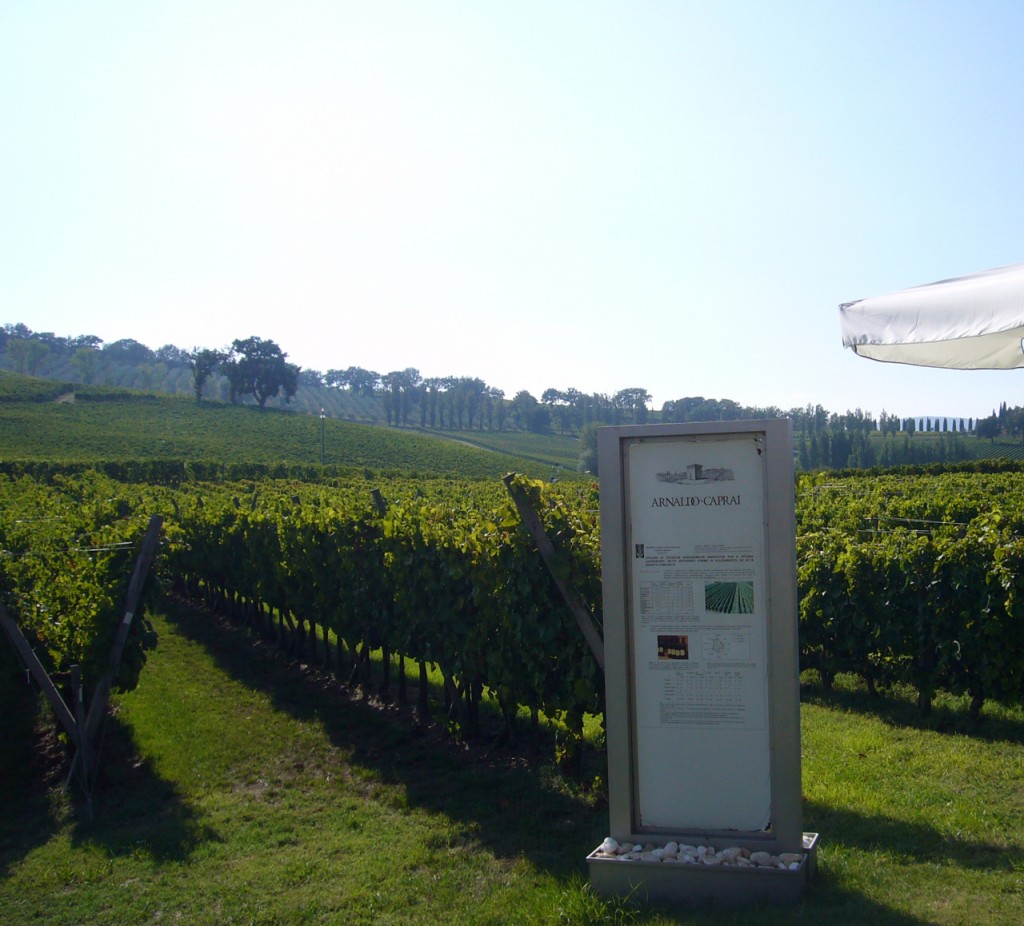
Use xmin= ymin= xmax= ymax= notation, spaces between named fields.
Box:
xmin=222 ymin=337 xmax=300 ymax=407
xmin=71 ymin=346 xmax=100 ymax=383
xmin=513 ymin=390 xmax=550 ymax=433
xmin=976 ymin=414 xmax=1000 ymax=442
xmin=104 ymin=338 xmax=155 ymax=365
xmin=490 ymin=387 xmax=507 ymax=431
xmin=420 ymin=377 xmax=445 ymax=427
xmin=542 ymin=388 xmax=578 ymax=433
xmin=5 ymin=338 xmax=50 ymax=375
xmin=381 ymin=368 xmax=420 ymax=426
xmin=188 ymin=347 xmax=228 ymax=403
xmin=327 ymin=366 xmax=379 ymax=396
xmin=459 ymin=377 xmax=487 ymax=429
xmin=613 ymin=387 xmax=652 ymax=424
xmin=155 ymin=344 xmax=189 ymax=365
xmin=578 ymin=422 xmax=600 ymax=474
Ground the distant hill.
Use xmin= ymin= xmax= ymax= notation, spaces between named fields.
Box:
xmin=2 ymin=358 xmax=1016 ymax=472
xmin=0 ymin=372 xmax=581 ymax=480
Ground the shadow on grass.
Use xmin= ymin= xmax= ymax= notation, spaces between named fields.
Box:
xmin=0 ymin=661 xmax=62 ymax=879
xmin=800 ymin=678 xmax=1024 ymax=746
xmin=0 ymin=650 xmax=217 ymax=875
xmin=66 ymin=711 xmax=220 ymax=862
xmin=804 ymin=799 xmax=1021 ymax=868
xmin=161 ymin=598 xmax=606 ymax=880
xmin=639 ymin=884 xmax=935 ymax=926
xmin=156 ymin=600 xmax=1001 ymax=925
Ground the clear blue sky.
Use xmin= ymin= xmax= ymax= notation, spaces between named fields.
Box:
xmin=3 ymin=0 xmax=1024 ymax=420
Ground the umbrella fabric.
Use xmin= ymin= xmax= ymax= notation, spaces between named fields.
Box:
xmin=839 ymin=261 xmax=1024 ymax=369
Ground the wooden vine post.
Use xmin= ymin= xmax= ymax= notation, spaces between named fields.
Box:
xmin=0 ymin=514 xmax=163 ymax=813
xmin=501 ymin=474 xmax=604 ymax=670
xmin=0 ymin=602 xmax=81 ymax=747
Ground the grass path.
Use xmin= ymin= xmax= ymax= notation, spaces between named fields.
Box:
xmin=0 ymin=603 xmax=606 ymax=925
xmin=1 ymin=601 xmax=1023 ymax=924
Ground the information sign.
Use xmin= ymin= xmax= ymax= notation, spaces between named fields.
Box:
xmin=627 ymin=432 xmax=770 ymax=830
xmin=598 ymin=420 xmax=801 ymax=851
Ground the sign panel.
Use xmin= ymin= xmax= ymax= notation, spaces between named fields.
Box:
xmin=598 ymin=419 xmax=801 ymax=854
xmin=626 ymin=432 xmax=770 ymax=831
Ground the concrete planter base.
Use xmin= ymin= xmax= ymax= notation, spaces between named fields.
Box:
xmin=587 ymin=832 xmax=819 ymax=907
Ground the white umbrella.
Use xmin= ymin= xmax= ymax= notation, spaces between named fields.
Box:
xmin=839 ymin=261 xmax=1024 ymax=369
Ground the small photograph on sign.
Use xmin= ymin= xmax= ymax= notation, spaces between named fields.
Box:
xmin=656 ymin=634 xmax=689 ymax=660
xmin=704 ymin=580 xmax=755 ymax=614
xmin=635 ymin=543 xmax=645 ymax=558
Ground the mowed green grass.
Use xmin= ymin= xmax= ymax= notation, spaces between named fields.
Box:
xmin=2 ymin=603 xmax=1022 ymax=925
xmin=0 ymin=603 xmax=603 ymax=926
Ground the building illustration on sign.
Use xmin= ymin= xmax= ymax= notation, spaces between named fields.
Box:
xmin=656 ymin=463 xmax=735 ymax=483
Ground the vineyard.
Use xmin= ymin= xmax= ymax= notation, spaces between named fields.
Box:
xmin=0 ymin=470 xmax=604 ymax=771
xmin=4 ymin=460 xmax=1024 ymax=784
xmin=797 ymin=468 xmax=1024 ymax=714
xmin=0 ymin=386 xmax=574 ymax=480
xmin=4 ymin=457 xmax=1024 ymax=925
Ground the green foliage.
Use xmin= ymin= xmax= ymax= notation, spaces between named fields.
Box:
xmin=167 ymin=473 xmax=603 ymax=751
xmin=186 ymin=347 xmax=226 ymax=403
xmin=577 ymin=422 xmax=600 ymax=475
xmin=0 ymin=473 xmax=161 ymax=686
xmin=797 ymin=470 xmax=1024 ymax=712
xmin=222 ymin=336 xmax=299 ymax=407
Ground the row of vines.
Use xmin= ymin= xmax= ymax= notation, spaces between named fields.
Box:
xmin=798 ymin=470 xmax=1024 ymax=715
xmin=0 ymin=473 xmax=157 ymax=688
xmin=4 ymin=464 xmax=1024 ymax=777
xmin=0 ymin=471 xmax=604 ymax=769
xmin=168 ymin=474 xmax=604 ymax=760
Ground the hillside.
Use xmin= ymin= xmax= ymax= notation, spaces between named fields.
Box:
xmin=0 ymin=372 xmax=580 ymax=480
xmin=5 ymin=368 xmax=1020 ymax=474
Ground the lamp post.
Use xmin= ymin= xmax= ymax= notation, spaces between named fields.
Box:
xmin=320 ymin=408 xmax=326 ymax=465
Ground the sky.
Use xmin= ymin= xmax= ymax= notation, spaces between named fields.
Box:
xmin=3 ymin=0 xmax=1024 ymax=421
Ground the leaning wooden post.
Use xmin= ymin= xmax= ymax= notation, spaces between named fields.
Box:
xmin=80 ymin=514 xmax=164 ymax=766
xmin=2 ymin=514 xmax=163 ymax=804
xmin=0 ymin=602 xmax=80 ymax=746
xmin=370 ymin=488 xmax=392 ymax=699
xmin=502 ymin=473 xmax=604 ymax=670
xmin=69 ymin=664 xmax=94 ymax=817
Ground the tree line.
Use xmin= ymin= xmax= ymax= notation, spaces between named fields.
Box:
xmin=1 ymin=321 xmax=1010 ymax=460
xmin=0 ymin=325 xmax=300 ymax=410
